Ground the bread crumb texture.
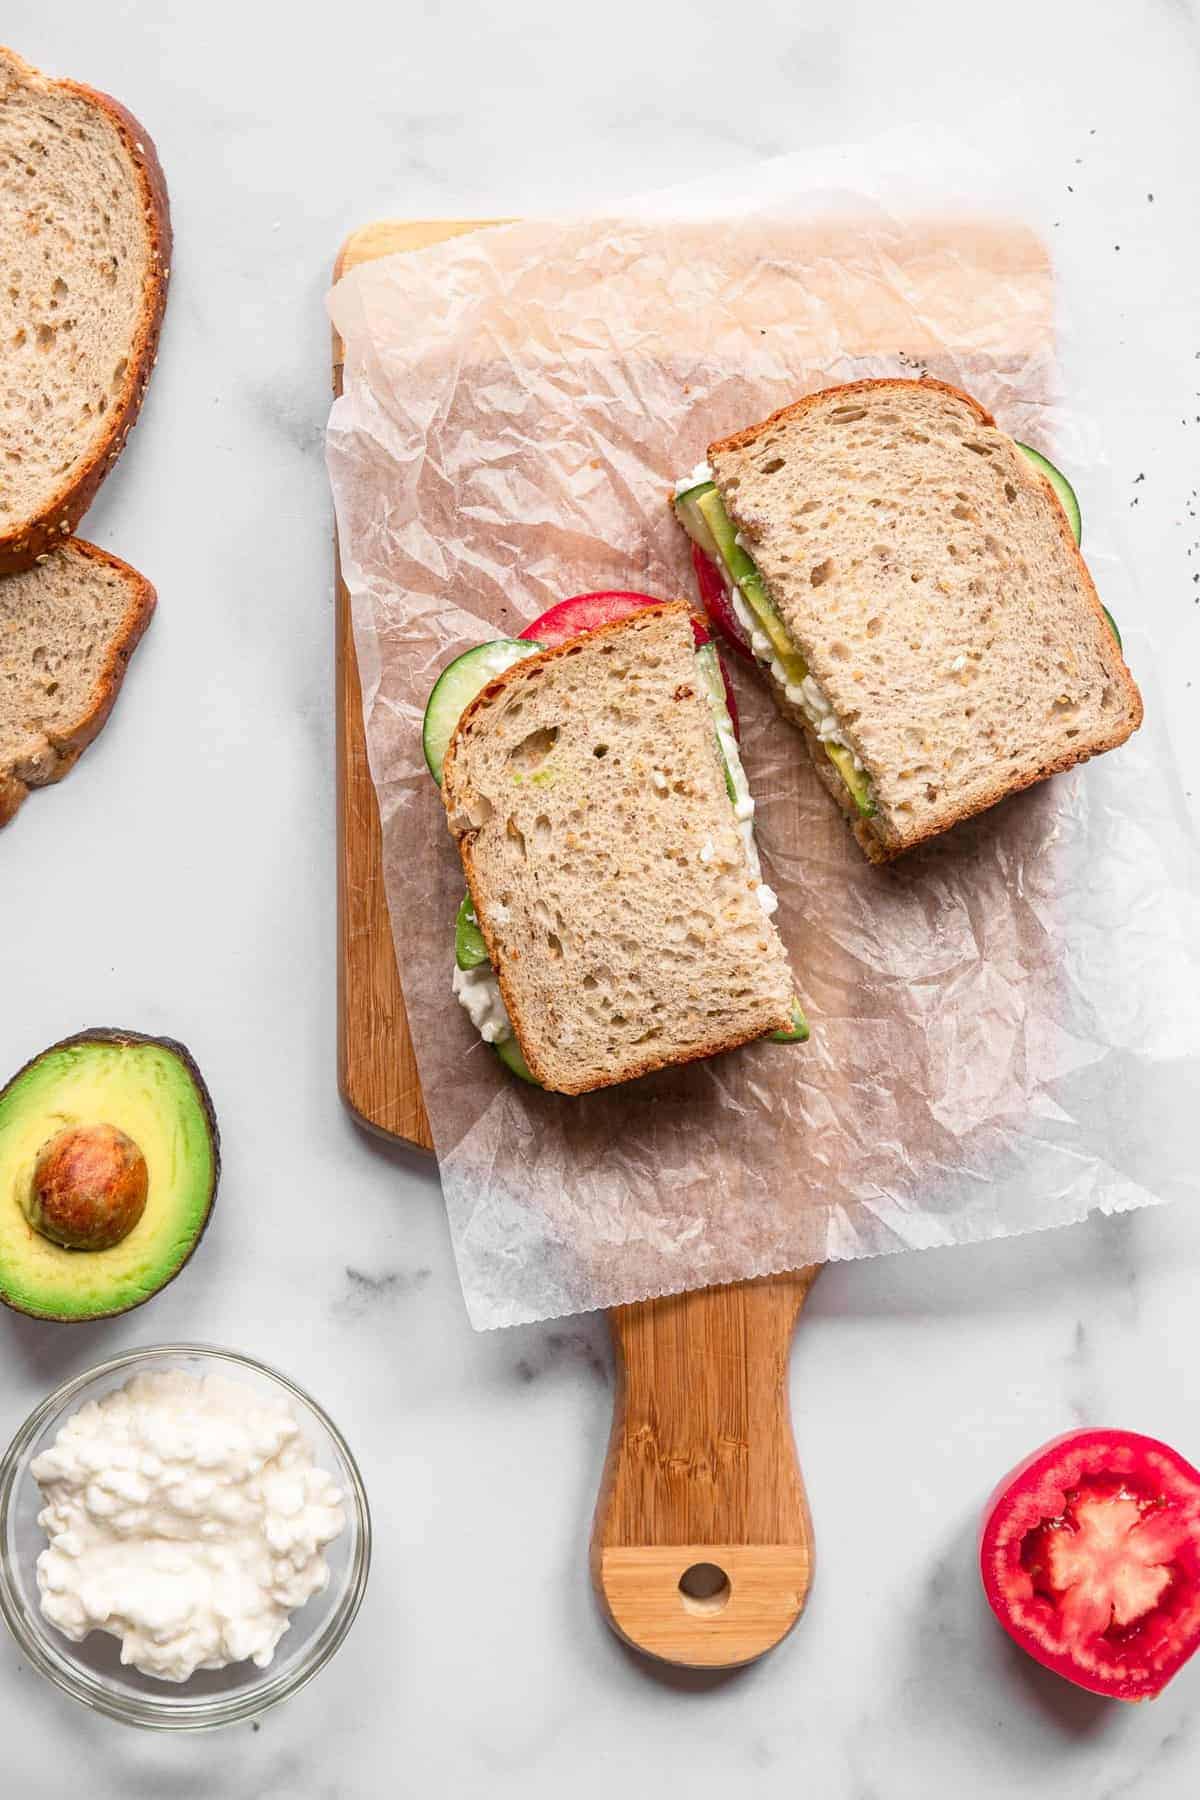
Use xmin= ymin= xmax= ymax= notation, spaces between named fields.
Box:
xmin=441 ymin=605 xmax=794 ymax=1093
xmin=712 ymin=380 xmax=1143 ymax=855
xmin=0 ymin=540 xmax=153 ymax=825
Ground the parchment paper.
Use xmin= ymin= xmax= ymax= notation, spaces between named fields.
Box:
xmin=327 ymin=137 xmax=1200 ymax=1329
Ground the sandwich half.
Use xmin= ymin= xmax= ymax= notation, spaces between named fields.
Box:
xmin=437 ymin=601 xmax=797 ymax=1095
xmin=675 ymin=378 xmax=1143 ymax=861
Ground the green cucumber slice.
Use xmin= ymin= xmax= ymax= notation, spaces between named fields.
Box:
xmin=768 ymin=998 xmax=810 ymax=1044
xmin=1016 ymin=443 xmax=1082 ymax=547
xmin=423 ymin=639 xmax=544 ymax=783
xmin=824 ymin=743 xmax=875 ymax=820
xmin=674 ymin=481 xmax=723 ymax=563
xmin=454 ymin=894 xmax=489 ymax=971
xmin=495 ymin=1033 xmax=541 ymax=1085
xmin=1015 ymin=445 xmax=1122 ymax=643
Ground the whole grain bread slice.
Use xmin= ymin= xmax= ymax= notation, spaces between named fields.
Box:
xmin=709 ymin=378 xmax=1143 ymax=858
xmin=0 ymin=537 xmax=154 ymax=827
xmin=0 ymin=46 xmax=171 ymax=573
xmin=440 ymin=603 xmax=795 ymax=1094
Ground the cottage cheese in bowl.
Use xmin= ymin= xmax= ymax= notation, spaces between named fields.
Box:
xmin=30 ymin=1367 xmax=346 ymax=1683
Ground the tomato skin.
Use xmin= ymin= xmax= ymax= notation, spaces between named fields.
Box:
xmin=690 ymin=545 xmax=755 ymax=662
xmin=519 ymin=591 xmax=709 ymax=649
xmin=979 ymin=1428 xmax=1200 ymax=1702
xmin=519 ymin=591 xmax=739 ymax=740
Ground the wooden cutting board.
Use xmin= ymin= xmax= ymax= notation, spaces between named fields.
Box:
xmin=333 ymin=221 xmax=818 ymax=1668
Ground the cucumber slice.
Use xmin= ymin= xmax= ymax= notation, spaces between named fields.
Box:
xmin=495 ymin=1033 xmax=541 ymax=1086
xmin=674 ymin=481 xmax=723 ymax=563
xmin=423 ymin=639 xmax=543 ymax=783
xmin=454 ymin=894 xmax=489 ymax=971
xmin=1016 ymin=443 xmax=1082 ymax=547
xmin=824 ymin=743 xmax=875 ymax=820
xmin=1015 ymin=445 xmax=1121 ymax=643
xmin=767 ymin=998 xmax=810 ymax=1044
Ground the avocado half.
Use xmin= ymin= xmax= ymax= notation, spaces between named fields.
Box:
xmin=0 ymin=1030 xmax=219 ymax=1323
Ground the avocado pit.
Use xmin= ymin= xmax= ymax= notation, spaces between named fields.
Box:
xmin=25 ymin=1123 xmax=149 ymax=1251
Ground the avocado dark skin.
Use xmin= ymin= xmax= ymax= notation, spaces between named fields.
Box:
xmin=0 ymin=1028 xmax=220 ymax=1324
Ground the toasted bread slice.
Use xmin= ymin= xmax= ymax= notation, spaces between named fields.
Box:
xmin=0 ymin=538 xmax=155 ymax=827
xmin=0 ymin=47 xmax=171 ymax=573
xmin=709 ymin=378 xmax=1143 ymax=858
xmin=440 ymin=603 xmax=795 ymax=1094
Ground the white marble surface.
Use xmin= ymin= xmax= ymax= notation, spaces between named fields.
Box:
xmin=2 ymin=0 xmax=1199 ymax=1792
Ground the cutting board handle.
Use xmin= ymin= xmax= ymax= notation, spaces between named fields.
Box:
xmin=590 ymin=1270 xmax=819 ymax=1670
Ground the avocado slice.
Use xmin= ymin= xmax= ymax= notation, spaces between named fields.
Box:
xmin=692 ymin=488 xmax=808 ymax=685
xmin=823 ymin=743 xmax=876 ymax=819
xmin=0 ymin=1030 xmax=219 ymax=1322
xmin=681 ymin=479 xmax=875 ymax=818
xmin=767 ymin=998 xmax=811 ymax=1044
xmin=673 ymin=482 xmax=723 ymax=563
xmin=455 ymin=893 xmax=489 ymax=971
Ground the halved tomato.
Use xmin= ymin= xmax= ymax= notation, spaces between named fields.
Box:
xmin=980 ymin=1429 xmax=1200 ymax=1701
xmin=519 ymin=590 xmax=739 ymax=737
xmin=690 ymin=544 xmax=754 ymax=662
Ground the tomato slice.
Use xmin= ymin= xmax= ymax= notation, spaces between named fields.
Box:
xmin=690 ymin=544 xmax=755 ymax=662
xmin=519 ymin=590 xmax=709 ymax=649
xmin=518 ymin=590 xmax=739 ymax=739
xmin=979 ymin=1429 xmax=1200 ymax=1701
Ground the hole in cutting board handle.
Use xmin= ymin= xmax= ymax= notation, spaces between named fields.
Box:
xmin=678 ymin=1562 xmax=732 ymax=1616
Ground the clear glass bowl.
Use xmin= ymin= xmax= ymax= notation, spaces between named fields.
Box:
xmin=0 ymin=1344 xmax=371 ymax=1730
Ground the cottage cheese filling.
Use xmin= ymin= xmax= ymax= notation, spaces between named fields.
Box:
xmin=31 ymin=1369 xmax=346 ymax=1684
xmin=451 ymin=958 xmax=512 ymax=1044
xmin=727 ymin=588 xmax=864 ymax=771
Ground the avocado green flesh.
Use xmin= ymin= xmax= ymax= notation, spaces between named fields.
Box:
xmin=455 ymin=894 xmax=489 ymax=970
xmin=768 ymin=999 xmax=810 ymax=1044
xmin=674 ymin=484 xmax=722 ymax=563
xmin=679 ymin=484 xmax=872 ymax=811
xmin=693 ymin=488 xmax=808 ymax=683
xmin=824 ymin=743 xmax=876 ymax=819
xmin=0 ymin=1041 xmax=216 ymax=1320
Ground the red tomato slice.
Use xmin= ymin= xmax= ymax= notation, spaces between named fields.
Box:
xmin=979 ymin=1429 xmax=1200 ymax=1701
xmin=690 ymin=545 xmax=754 ymax=662
xmin=519 ymin=590 xmax=739 ymax=739
xmin=519 ymin=591 xmax=709 ymax=649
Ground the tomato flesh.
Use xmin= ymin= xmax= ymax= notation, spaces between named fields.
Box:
xmin=690 ymin=545 xmax=755 ymax=662
xmin=980 ymin=1430 xmax=1200 ymax=1700
xmin=519 ymin=590 xmax=739 ymax=738
xmin=518 ymin=590 xmax=709 ymax=648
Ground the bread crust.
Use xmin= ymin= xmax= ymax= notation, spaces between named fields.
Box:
xmin=0 ymin=47 xmax=172 ymax=574
xmin=0 ymin=538 xmax=156 ymax=828
xmin=442 ymin=603 xmax=793 ymax=1093
xmin=708 ymin=377 xmax=1144 ymax=859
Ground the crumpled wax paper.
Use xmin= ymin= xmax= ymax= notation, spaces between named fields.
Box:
xmin=326 ymin=136 xmax=1200 ymax=1329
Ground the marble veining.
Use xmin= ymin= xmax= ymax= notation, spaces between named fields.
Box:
xmin=0 ymin=0 xmax=1198 ymax=1795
